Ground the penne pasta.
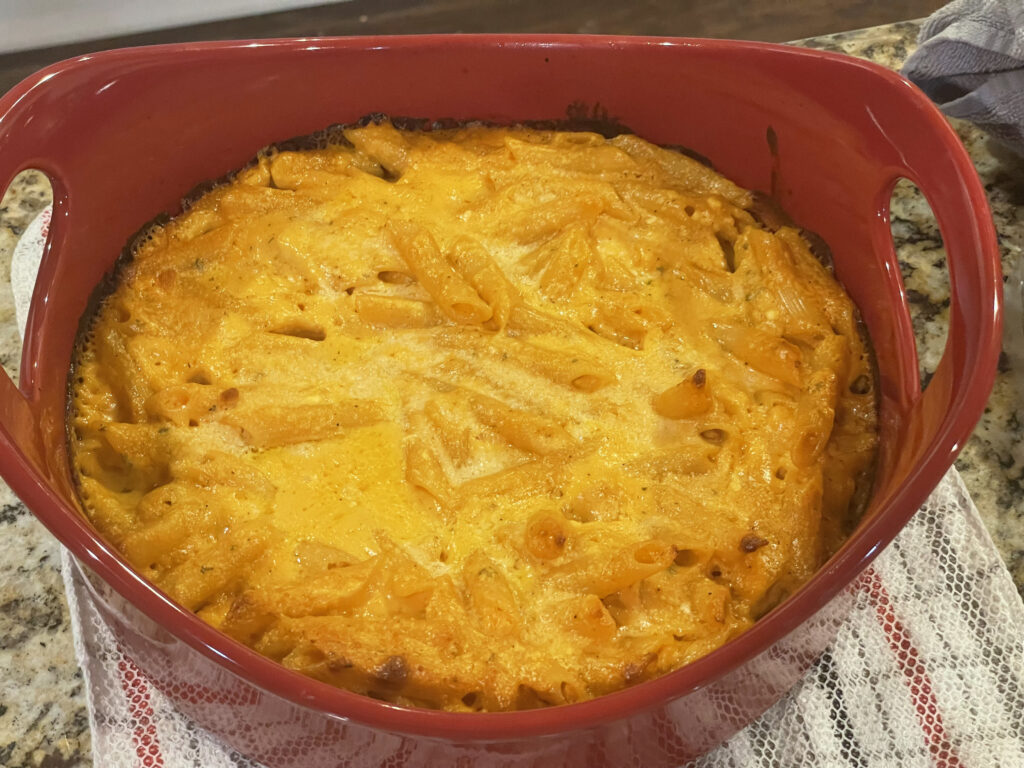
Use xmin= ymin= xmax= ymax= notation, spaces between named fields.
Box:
xmin=218 ymin=591 xmax=277 ymax=645
xmin=269 ymin=557 xmax=383 ymax=617
xmin=388 ymin=223 xmax=492 ymax=325
xmin=468 ymin=392 xmax=574 ymax=455
xmin=422 ymin=399 xmax=473 ymax=465
xmin=75 ymin=476 xmax=139 ymax=542
xmin=169 ymin=450 xmax=276 ymax=497
xmin=145 ymin=383 xmax=221 ymax=426
xmin=586 ymin=300 xmax=649 ymax=350
xmin=354 ymin=293 xmax=441 ymax=328
xmin=652 ymin=369 xmax=713 ymax=419
xmin=93 ymin=327 xmax=151 ymax=423
xmin=122 ymin=485 xmax=235 ymax=571
xmin=379 ymin=540 xmax=437 ymax=618
xmin=556 ymin=539 xmax=677 ymax=598
xmin=433 ymin=326 xmax=615 ymax=391
xmin=268 ymin=148 xmax=356 ymax=192
xmin=455 ymin=450 xmax=577 ymax=503
xmin=218 ymin=399 xmax=385 ymax=449
xmin=215 ymin=184 xmax=296 ymax=217
xmin=710 ymin=322 xmax=803 ymax=388
xmin=627 ymin=440 xmax=721 ymax=478
xmin=559 ymin=594 xmax=617 ymax=642
xmin=523 ymin=510 xmax=572 ymax=561
xmin=610 ymin=133 xmax=752 ymax=208
xmin=447 ymin=237 xmax=520 ymax=330
xmin=522 ymin=224 xmax=593 ymax=300
xmin=69 ymin=119 xmax=878 ymax=712
xmin=517 ymin=338 xmax=615 ymax=392
xmin=161 ymin=526 xmax=270 ymax=612
xmin=405 ymin=435 xmax=454 ymax=509
xmin=463 ymin=551 xmax=521 ymax=634
xmin=343 ymin=120 xmax=412 ymax=176
xmin=506 ymin=305 xmax=583 ymax=338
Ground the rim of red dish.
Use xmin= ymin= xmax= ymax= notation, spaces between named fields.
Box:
xmin=2 ymin=33 xmax=1002 ymax=741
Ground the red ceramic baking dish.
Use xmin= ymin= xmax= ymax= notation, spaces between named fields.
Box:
xmin=0 ymin=35 xmax=1001 ymax=766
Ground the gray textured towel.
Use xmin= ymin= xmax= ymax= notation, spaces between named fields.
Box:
xmin=902 ymin=0 xmax=1024 ymax=154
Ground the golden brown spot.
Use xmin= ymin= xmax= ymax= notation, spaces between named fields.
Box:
xmin=525 ymin=512 xmax=569 ymax=560
xmin=700 ymin=429 xmax=726 ymax=444
xmin=850 ymin=373 xmax=872 ymax=395
xmin=327 ymin=656 xmax=353 ymax=673
xmin=375 ymin=655 xmax=408 ymax=686
xmin=219 ymin=388 xmax=239 ymax=407
xmin=157 ymin=269 xmax=177 ymax=290
xmin=623 ymin=653 xmax=656 ymax=684
xmin=741 ymin=534 xmax=768 ymax=553
xmin=378 ymin=270 xmax=416 ymax=285
xmin=269 ymin=322 xmax=326 ymax=341
xmin=570 ymin=374 xmax=604 ymax=392
xmin=673 ymin=549 xmax=699 ymax=567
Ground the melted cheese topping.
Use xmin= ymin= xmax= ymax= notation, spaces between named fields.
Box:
xmin=69 ymin=121 xmax=878 ymax=710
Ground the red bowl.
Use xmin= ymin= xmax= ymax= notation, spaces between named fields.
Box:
xmin=0 ymin=35 xmax=1001 ymax=766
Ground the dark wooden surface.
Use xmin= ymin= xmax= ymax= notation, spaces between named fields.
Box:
xmin=0 ymin=0 xmax=943 ymax=96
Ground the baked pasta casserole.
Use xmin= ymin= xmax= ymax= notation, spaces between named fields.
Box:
xmin=69 ymin=119 xmax=878 ymax=710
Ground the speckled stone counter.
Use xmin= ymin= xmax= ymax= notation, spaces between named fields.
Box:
xmin=1 ymin=19 xmax=1022 ymax=768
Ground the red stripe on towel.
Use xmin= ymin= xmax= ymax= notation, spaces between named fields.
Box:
xmin=864 ymin=568 xmax=963 ymax=768
xmin=117 ymin=656 xmax=166 ymax=768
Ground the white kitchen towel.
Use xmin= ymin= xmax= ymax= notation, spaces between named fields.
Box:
xmin=901 ymin=0 xmax=1024 ymax=155
xmin=13 ymin=207 xmax=1024 ymax=767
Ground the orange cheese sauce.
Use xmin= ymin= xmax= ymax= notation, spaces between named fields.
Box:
xmin=69 ymin=121 xmax=877 ymax=710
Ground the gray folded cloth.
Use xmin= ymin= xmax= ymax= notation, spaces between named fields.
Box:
xmin=901 ymin=0 xmax=1024 ymax=154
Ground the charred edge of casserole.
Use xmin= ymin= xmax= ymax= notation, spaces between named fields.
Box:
xmin=848 ymin=318 xmax=883 ymax=536
xmin=749 ymin=191 xmax=834 ymax=271
xmin=63 ymin=110 xmax=877 ymax=533
xmin=747 ymin=190 xmax=879 ymax=534
xmin=64 ymin=211 xmax=174 ymax=504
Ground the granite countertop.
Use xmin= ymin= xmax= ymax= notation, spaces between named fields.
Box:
xmin=1 ymin=19 xmax=1022 ymax=768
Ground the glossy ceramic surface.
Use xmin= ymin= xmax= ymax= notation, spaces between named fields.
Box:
xmin=0 ymin=36 xmax=1001 ymax=767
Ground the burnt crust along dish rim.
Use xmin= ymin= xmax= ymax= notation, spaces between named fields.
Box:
xmin=64 ymin=111 xmax=881 ymax=711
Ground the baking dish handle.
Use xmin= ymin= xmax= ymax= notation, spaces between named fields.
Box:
xmin=0 ymin=367 xmax=44 ymax=474
xmin=878 ymin=162 xmax=1002 ymax=502
xmin=0 ymin=129 xmax=54 ymax=477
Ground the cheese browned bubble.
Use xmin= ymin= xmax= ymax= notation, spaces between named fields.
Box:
xmin=68 ymin=120 xmax=878 ymax=710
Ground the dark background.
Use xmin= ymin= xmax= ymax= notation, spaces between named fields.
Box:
xmin=0 ymin=0 xmax=945 ymax=96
